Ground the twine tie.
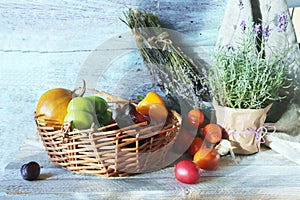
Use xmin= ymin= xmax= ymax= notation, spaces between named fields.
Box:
xmin=227 ymin=125 xmax=276 ymax=143
xmin=147 ymin=32 xmax=172 ymax=51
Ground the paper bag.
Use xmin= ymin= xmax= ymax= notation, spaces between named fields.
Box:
xmin=213 ymin=101 xmax=272 ymax=155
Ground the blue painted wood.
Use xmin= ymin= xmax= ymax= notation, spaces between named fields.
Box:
xmin=0 ymin=0 xmax=226 ymax=171
xmin=287 ymin=0 xmax=300 ymax=7
xmin=2 ymin=0 xmax=300 ymax=199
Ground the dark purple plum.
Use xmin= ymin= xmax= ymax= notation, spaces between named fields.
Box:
xmin=20 ymin=161 xmax=41 ymax=181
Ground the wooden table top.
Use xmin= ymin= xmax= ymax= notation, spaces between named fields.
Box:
xmin=1 ymin=133 xmax=300 ymax=199
xmin=1 ymin=0 xmax=299 ymax=199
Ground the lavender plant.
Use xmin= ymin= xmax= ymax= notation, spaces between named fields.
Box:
xmin=209 ymin=10 xmax=292 ymax=109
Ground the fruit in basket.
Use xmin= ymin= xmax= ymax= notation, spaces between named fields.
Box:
xmin=174 ymin=160 xmax=200 ymax=184
xmin=20 ymin=161 xmax=41 ymax=181
xmin=136 ymin=91 xmax=168 ymax=123
xmin=193 ymin=148 xmax=220 ymax=170
xmin=35 ymin=81 xmax=86 ymax=130
xmin=64 ymin=110 xmax=95 ymax=130
xmin=113 ymin=103 xmax=148 ymax=128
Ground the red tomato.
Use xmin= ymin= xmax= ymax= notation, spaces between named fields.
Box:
xmin=187 ymin=109 xmax=204 ymax=129
xmin=174 ymin=160 xmax=200 ymax=184
xmin=174 ymin=128 xmax=194 ymax=154
xmin=193 ymin=148 xmax=220 ymax=170
xmin=188 ymin=137 xmax=207 ymax=156
xmin=202 ymin=124 xmax=222 ymax=144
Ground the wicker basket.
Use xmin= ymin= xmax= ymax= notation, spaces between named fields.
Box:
xmin=35 ymin=92 xmax=181 ymax=177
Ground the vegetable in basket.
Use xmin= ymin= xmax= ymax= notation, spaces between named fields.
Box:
xmin=136 ymin=91 xmax=168 ymax=123
xmin=113 ymin=91 xmax=169 ymax=128
xmin=86 ymin=95 xmax=112 ymax=126
xmin=64 ymin=96 xmax=112 ymax=130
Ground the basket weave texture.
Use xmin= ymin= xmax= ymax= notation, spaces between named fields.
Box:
xmin=35 ymin=108 xmax=181 ymax=177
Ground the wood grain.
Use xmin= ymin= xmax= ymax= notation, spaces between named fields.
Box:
xmin=1 ymin=0 xmax=299 ymax=199
xmin=2 ymin=132 xmax=300 ymax=199
xmin=2 ymin=143 xmax=300 ymax=199
xmin=0 ymin=0 xmax=225 ymax=170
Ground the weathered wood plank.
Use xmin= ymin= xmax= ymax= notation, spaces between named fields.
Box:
xmin=2 ymin=137 xmax=300 ymax=199
xmin=2 ymin=0 xmax=300 ymax=199
xmin=2 ymin=167 xmax=300 ymax=199
xmin=0 ymin=0 xmax=225 ymax=51
xmin=2 ymin=132 xmax=300 ymax=199
xmin=0 ymin=0 xmax=226 ymax=172
xmin=4 ymin=162 xmax=300 ymax=181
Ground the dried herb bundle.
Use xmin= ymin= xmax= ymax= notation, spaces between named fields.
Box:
xmin=121 ymin=8 xmax=211 ymax=110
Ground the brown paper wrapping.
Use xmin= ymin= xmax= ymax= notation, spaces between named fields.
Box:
xmin=213 ymin=101 xmax=272 ymax=155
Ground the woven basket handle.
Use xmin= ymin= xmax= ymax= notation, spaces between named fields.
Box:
xmin=88 ymin=88 xmax=136 ymax=104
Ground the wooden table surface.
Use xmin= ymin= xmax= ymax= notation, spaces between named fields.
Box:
xmin=1 ymin=0 xmax=300 ymax=199
xmin=2 ymin=133 xmax=300 ymax=199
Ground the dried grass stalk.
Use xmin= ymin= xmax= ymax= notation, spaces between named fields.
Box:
xmin=121 ymin=8 xmax=211 ymax=110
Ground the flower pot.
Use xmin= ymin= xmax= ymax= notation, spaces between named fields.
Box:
xmin=213 ymin=101 xmax=272 ymax=155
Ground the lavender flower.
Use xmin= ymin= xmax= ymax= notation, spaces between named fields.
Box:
xmin=277 ymin=12 xmax=289 ymax=32
xmin=240 ymin=20 xmax=246 ymax=31
xmin=225 ymin=44 xmax=232 ymax=50
xmin=263 ymin=24 xmax=270 ymax=41
xmin=253 ymin=23 xmax=261 ymax=36
xmin=210 ymin=8 xmax=291 ymax=110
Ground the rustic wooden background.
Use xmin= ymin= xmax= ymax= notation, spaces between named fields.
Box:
xmin=0 ymin=0 xmax=226 ymax=170
xmin=1 ymin=0 xmax=300 ymax=199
